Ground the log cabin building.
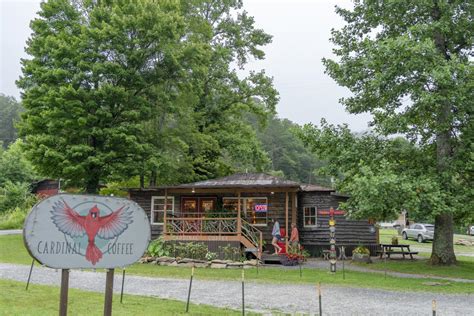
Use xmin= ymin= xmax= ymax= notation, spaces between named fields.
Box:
xmin=128 ymin=173 xmax=378 ymax=260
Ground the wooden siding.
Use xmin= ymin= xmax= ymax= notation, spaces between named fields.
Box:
xmin=298 ymin=191 xmax=378 ymax=256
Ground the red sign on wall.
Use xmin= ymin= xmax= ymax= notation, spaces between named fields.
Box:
xmin=254 ymin=204 xmax=268 ymax=212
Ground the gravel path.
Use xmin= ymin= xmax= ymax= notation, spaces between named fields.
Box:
xmin=1 ymin=263 xmax=473 ymax=315
xmin=295 ymin=259 xmax=474 ymax=284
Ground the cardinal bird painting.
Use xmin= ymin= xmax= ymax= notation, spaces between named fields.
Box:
xmin=51 ymin=199 xmax=134 ymax=265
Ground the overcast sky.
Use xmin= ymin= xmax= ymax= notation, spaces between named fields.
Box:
xmin=0 ymin=0 xmax=372 ymax=131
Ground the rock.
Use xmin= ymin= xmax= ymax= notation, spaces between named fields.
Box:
xmin=210 ymin=263 xmax=227 ymax=269
xmin=156 ymin=256 xmax=175 ymax=263
xmin=169 ymin=261 xmax=178 ymax=267
xmin=211 ymin=259 xmax=227 ymax=264
xmin=194 ymin=262 xmax=210 ymax=268
xmin=243 ymin=264 xmax=254 ymax=269
xmin=139 ymin=256 xmax=155 ymax=263
xmin=178 ymin=258 xmax=195 ymax=264
xmin=227 ymin=262 xmax=244 ymax=267
xmin=243 ymin=260 xmax=258 ymax=266
xmin=455 ymin=239 xmax=473 ymax=246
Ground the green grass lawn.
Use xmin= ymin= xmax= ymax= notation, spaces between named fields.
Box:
xmin=0 ymin=279 xmax=251 ymax=315
xmin=1 ymin=235 xmax=473 ymax=294
xmin=379 ymin=229 xmax=474 ymax=255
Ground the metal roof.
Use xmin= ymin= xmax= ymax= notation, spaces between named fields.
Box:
xmin=174 ymin=173 xmax=300 ymax=189
xmin=300 ymin=183 xmax=335 ymax=192
xmin=127 ymin=173 xmax=338 ymax=192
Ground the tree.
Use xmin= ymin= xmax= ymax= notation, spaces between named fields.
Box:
xmin=18 ymin=0 xmax=191 ymax=193
xmin=0 ymin=94 xmax=23 ymax=148
xmin=309 ymin=1 xmax=473 ymax=265
xmin=250 ymin=114 xmax=330 ymax=184
xmin=175 ymin=0 xmax=278 ymax=180
xmin=0 ymin=139 xmax=37 ymax=187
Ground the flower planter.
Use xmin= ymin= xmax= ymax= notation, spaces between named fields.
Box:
xmin=352 ymin=253 xmax=372 ymax=263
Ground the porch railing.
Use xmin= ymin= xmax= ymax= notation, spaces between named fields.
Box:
xmin=164 ymin=214 xmax=263 ymax=258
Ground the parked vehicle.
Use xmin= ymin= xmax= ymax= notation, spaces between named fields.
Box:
xmin=402 ymin=223 xmax=434 ymax=243
xmin=467 ymin=226 xmax=474 ymax=236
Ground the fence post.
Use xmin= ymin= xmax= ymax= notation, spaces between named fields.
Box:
xmin=242 ymin=269 xmax=245 ymax=316
xmin=120 ymin=269 xmax=126 ymax=303
xmin=432 ymin=299 xmax=436 ymax=316
xmin=185 ymin=265 xmax=194 ymax=313
xmin=317 ymin=282 xmax=322 ymax=316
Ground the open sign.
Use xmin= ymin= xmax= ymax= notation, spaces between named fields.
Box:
xmin=254 ymin=204 xmax=268 ymax=212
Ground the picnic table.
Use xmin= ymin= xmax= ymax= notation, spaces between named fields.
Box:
xmin=377 ymin=244 xmax=418 ymax=260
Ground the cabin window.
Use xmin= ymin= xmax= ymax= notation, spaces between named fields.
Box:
xmin=151 ymin=196 xmax=174 ymax=225
xmin=304 ymin=206 xmax=317 ymax=227
xmin=222 ymin=197 xmax=268 ymax=226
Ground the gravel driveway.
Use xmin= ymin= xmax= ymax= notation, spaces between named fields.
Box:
xmin=1 ymin=263 xmax=473 ymax=315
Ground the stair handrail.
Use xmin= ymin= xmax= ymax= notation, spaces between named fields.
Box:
xmin=240 ymin=218 xmax=263 ymax=259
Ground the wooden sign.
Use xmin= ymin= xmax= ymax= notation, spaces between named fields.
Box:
xmin=23 ymin=194 xmax=151 ymax=269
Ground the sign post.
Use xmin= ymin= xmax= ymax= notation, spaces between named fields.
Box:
xmin=23 ymin=194 xmax=150 ymax=316
xmin=59 ymin=269 xmax=69 ymax=316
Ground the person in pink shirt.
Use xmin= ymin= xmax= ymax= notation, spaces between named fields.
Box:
xmin=289 ymin=222 xmax=299 ymax=246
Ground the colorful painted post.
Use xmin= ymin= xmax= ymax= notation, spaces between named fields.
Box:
xmin=186 ymin=266 xmax=194 ymax=313
xmin=329 ymin=208 xmax=337 ymax=273
xmin=26 ymin=259 xmax=34 ymax=290
xmin=242 ymin=269 xmax=245 ymax=316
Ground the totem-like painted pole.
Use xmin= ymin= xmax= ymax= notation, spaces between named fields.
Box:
xmin=329 ymin=207 xmax=336 ymax=273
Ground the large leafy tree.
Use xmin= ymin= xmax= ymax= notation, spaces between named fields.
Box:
xmin=176 ymin=0 xmax=278 ymax=180
xmin=304 ymin=0 xmax=473 ymax=265
xmin=0 ymin=94 xmax=23 ymax=148
xmin=18 ymin=0 xmax=190 ymax=193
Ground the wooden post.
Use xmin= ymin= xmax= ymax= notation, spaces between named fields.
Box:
xmin=237 ymin=192 xmax=241 ymax=236
xmin=285 ymin=191 xmax=289 ymax=250
xmin=104 ymin=269 xmax=115 ymax=316
xmin=291 ymin=192 xmax=297 ymax=226
xmin=59 ymin=269 xmax=69 ymax=316
xmin=163 ymin=189 xmax=168 ymax=234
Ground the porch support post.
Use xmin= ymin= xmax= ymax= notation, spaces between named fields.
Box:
xmin=285 ymin=191 xmax=289 ymax=250
xmin=163 ymin=189 xmax=168 ymax=235
xmin=291 ymin=192 xmax=297 ymax=226
xmin=237 ymin=192 xmax=241 ymax=236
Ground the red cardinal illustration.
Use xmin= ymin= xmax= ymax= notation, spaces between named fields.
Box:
xmin=51 ymin=199 xmax=133 ymax=265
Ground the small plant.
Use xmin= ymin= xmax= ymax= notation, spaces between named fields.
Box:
xmin=147 ymin=237 xmax=172 ymax=257
xmin=219 ymin=244 xmax=240 ymax=261
xmin=352 ymin=246 xmax=370 ymax=256
xmin=205 ymin=251 xmax=218 ymax=261
xmin=391 ymin=236 xmax=399 ymax=245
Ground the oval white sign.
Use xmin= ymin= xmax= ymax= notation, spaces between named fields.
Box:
xmin=23 ymin=194 xmax=151 ymax=269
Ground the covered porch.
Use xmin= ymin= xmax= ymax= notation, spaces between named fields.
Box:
xmin=154 ymin=174 xmax=300 ymax=259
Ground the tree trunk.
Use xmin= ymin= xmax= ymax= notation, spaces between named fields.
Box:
xmin=430 ymin=212 xmax=456 ymax=265
xmin=85 ymin=175 xmax=100 ymax=194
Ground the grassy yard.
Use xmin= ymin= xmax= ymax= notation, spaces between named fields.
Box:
xmin=0 ymin=279 xmax=250 ymax=315
xmin=379 ymin=229 xmax=474 ymax=255
xmin=1 ymin=235 xmax=473 ymax=294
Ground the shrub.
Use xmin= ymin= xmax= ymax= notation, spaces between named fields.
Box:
xmin=0 ymin=181 xmax=37 ymax=214
xmin=173 ymin=242 xmax=208 ymax=260
xmin=0 ymin=207 xmax=28 ymax=230
xmin=147 ymin=237 xmax=172 ymax=257
xmin=391 ymin=236 xmax=399 ymax=245
xmin=205 ymin=251 xmax=218 ymax=261
xmin=352 ymin=246 xmax=370 ymax=256
xmin=219 ymin=244 xmax=241 ymax=261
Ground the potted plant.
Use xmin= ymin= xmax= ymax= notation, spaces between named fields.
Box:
xmin=391 ymin=236 xmax=399 ymax=245
xmin=352 ymin=246 xmax=372 ymax=263
xmin=281 ymin=244 xmax=308 ymax=266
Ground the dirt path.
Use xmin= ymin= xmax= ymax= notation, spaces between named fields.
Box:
xmin=1 ymin=263 xmax=473 ymax=315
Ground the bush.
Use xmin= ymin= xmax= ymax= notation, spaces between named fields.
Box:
xmin=352 ymin=246 xmax=370 ymax=256
xmin=0 ymin=207 xmax=28 ymax=230
xmin=173 ymin=242 xmax=208 ymax=260
xmin=147 ymin=237 xmax=172 ymax=257
xmin=219 ymin=244 xmax=241 ymax=261
xmin=0 ymin=181 xmax=37 ymax=214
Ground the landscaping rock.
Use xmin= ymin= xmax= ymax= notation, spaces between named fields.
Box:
xmin=226 ymin=262 xmax=244 ymax=268
xmin=139 ymin=256 xmax=155 ymax=263
xmin=211 ymin=259 xmax=227 ymax=264
xmin=156 ymin=256 xmax=175 ymax=263
xmin=194 ymin=262 xmax=210 ymax=268
xmin=243 ymin=260 xmax=258 ymax=266
xmin=455 ymin=239 xmax=473 ymax=246
xmin=210 ymin=263 xmax=227 ymax=269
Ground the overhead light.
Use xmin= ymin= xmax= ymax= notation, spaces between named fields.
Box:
xmin=270 ymin=191 xmax=274 ymax=195
xmin=191 ymin=188 xmax=195 ymax=193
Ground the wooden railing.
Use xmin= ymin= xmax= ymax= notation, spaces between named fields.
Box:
xmin=166 ymin=217 xmax=238 ymax=235
xmin=164 ymin=214 xmax=263 ymax=258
